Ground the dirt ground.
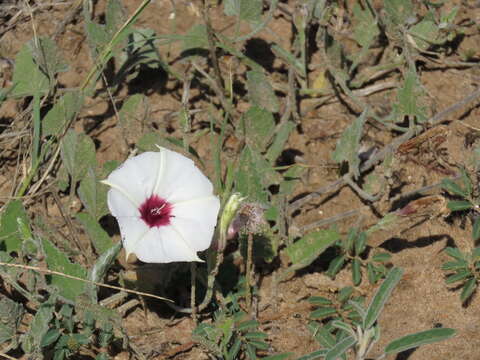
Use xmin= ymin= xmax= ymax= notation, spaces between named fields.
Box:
xmin=1 ymin=0 xmax=480 ymax=359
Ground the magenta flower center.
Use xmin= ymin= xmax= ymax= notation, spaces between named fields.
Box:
xmin=139 ymin=195 xmax=173 ymax=228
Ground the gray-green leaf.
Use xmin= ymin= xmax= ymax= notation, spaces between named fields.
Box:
xmin=246 ymin=70 xmax=279 ymax=113
xmin=332 ymin=109 xmax=367 ymax=179
xmin=42 ymin=238 xmax=87 ymax=301
xmin=42 ymin=91 xmax=84 ymax=137
xmin=364 ymin=267 xmax=403 ymax=329
xmin=385 ymin=328 xmax=455 ymax=354
xmin=0 ymin=200 xmax=29 ymax=253
xmin=61 ymin=130 xmax=97 ymax=184
xmin=11 ymin=43 xmax=50 ymax=97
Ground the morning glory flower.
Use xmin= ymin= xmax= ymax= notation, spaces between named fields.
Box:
xmin=101 ymin=146 xmax=220 ymax=263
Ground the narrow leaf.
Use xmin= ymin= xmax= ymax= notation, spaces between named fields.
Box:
xmin=352 ymin=258 xmax=362 ymax=286
xmin=385 ymin=328 xmax=455 ymax=354
xmin=447 ymin=200 xmax=473 ymax=212
xmin=297 ymin=349 xmax=329 ymax=360
xmin=473 ymin=217 xmax=480 ymax=242
xmin=460 ymin=277 xmax=477 ymax=303
xmin=285 ymin=229 xmax=340 ymax=268
xmin=325 ymin=336 xmax=356 ymax=360
xmin=364 ymin=267 xmax=403 ymax=329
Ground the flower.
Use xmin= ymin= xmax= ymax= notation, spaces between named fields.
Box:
xmin=101 ymin=146 xmax=220 ymax=263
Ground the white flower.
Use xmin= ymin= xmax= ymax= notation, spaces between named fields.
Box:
xmin=101 ymin=146 xmax=220 ymax=263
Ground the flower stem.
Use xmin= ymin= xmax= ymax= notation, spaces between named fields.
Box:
xmin=246 ymin=232 xmax=253 ymax=311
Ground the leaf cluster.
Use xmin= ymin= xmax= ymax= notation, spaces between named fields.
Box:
xmin=303 ymin=268 xmax=455 ymax=360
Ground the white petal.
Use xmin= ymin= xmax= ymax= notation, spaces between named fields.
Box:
xmin=104 ymin=151 xmax=163 ymax=206
xmin=107 ymin=188 xmax=140 ymax=218
xmin=154 ymin=147 xmax=214 ymax=203
xmin=171 ymin=196 xmax=220 ymax=251
xmin=134 ymin=226 xmax=202 ymax=263
xmin=115 ymin=216 xmax=150 ymax=258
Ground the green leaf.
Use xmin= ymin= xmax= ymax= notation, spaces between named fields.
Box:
xmin=246 ymin=70 xmax=279 ymax=113
xmin=78 ymin=166 xmax=109 ymax=221
xmin=297 ymin=349 xmax=329 ymax=360
xmin=384 ymin=0 xmax=413 ymax=25
xmin=332 ymin=109 xmax=367 ymax=179
xmin=441 ymin=260 xmax=468 ymax=271
xmin=308 ymin=296 xmax=333 ymax=306
xmin=460 ymin=277 xmax=477 ymax=303
xmin=409 ymin=17 xmax=438 ymax=50
xmin=61 ymin=130 xmax=97 ymax=184
xmin=120 ymin=28 xmax=166 ymax=72
xmin=447 ymin=200 xmax=473 ymax=212
xmin=441 ymin=178 xmax=468 ymax=197
xmin=105 ymin=0 xmax=126 ymax=37
xmin=30 ymin=37 xmax=68 ymax=82
xmin=243 ymin=106 xmax=275 ymax=152
xmin=0 ymin=200 xmax=29 ymax=253
xmin=237 ymin=320 xmax=259 ymax=332
xmin=41 ymin=329 xmax=61 ymax=348
xmin=372 ymin=252 xmax=392 ymax=263
xmin=364 ymin=267 xmax=403 ymax=329
xmin=352 ymin=258 xmax=362 ymax=286
xmin=395 ymin=70 xmax=427 ymax=123
xmin=444 ymin=247 xmax=465 ymax=261
xmin=331 ymin=320 xmax=356 ymax=338
xmin=11 ymin=43 xmax=50 ymax=97
xmin=235 ymin=146 xmax=269 ymax=202
xmin=445 ymin=269 xmax=472 ymax=284
xmin=21 ymin=302 xmax=55 ymax=354
xmin=42 ymin=238 xmax=87 ymax=301
xmin=325 ymin=335 xmax=356 ymax=360
xmin=270 ymin=44 xmax=306 ymax=77
xmin=76 ymin=212 xmax=113 ymax=255
xmin=460 ymin=169 xmax=473 ymax=198
xmin=338 ymin=286 xmax=354 ymax=303
xmin=310 ymin=307 xmax=337 ymax=319
xmin=354 ymin=232 xmax=367 ymax=256
xmin=42 ymin=91 xmax=84 ymax=137
xmin=182 ymin=24 xmax=208 ymax=52
xmin=266 ymin=121 xmax=295 ymax=163
xmin=85 ymin=20 xmax=109 ymax=58
xmin=86 ymin=242 xmax=122 ymax=303
xmin=118 ymin=94 xmax=148 ymax=145
xmin=245 ymin=343 xmax=256 ymax=359
xmin=249 ymin=340 xmax=270 ymax=350
xmin=0 ymin=296 xmax=24 ymax=345
xmin=262 ymin=353 xmax=294 ymax=360
xmin=326 ymin=255 xmax=346 ymax=278
xmin=367 ymin=212 xmax=400 ymax=235
xmin=473 ymin=217 xmax=480 ymax=241
xmin=352 ymin=4 xmax=379 ymax=48
xmin=385 ymin=328 xmax=455 ymax=354
xmin=351 ymin=3 xmax=379 ymax=71
xmin=224 ymin=0 xmax=263 ymax=23
xmin=285 ymin=229 xmax=340 ymax=268
xmin=279 ymin=164 xmax=305 ymax=196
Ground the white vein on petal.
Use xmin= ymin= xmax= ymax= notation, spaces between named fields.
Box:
xmin=125 ymin=223 xmax=151 ymax=259
xmin=170 ymin=222 xmax=203 ymax=262
xmin=152 ymin=147 xmax=166 ymax=196
xmin=101 ymin=180 xmax=140 ymax=209
xmin=172 ymin=195 xmax=219 ymax=207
